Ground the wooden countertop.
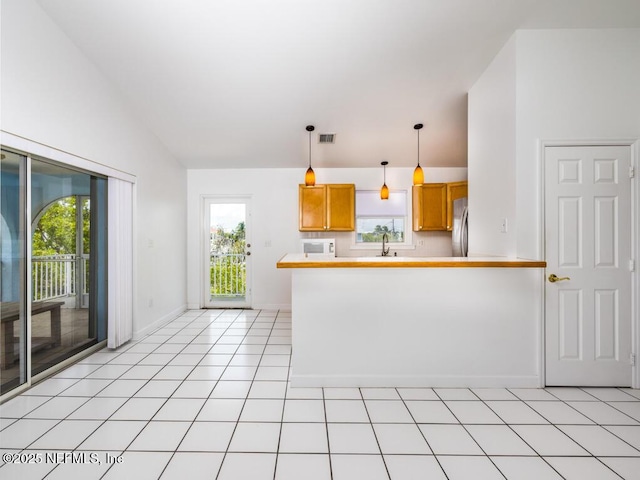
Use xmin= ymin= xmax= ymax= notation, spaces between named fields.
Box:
xmin=276 ymin=253 xmax=546 ymax=269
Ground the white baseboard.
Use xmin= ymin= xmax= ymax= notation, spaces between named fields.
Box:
xmin=133 ymin=304 xmax=187 ymax=340
xmin=251 ymin=303 xmax=291 ymax=311
xmin=289 ymin=374 xmax=541 ymax=389
xmin=185 ymin=303 xmax=290 ymax=312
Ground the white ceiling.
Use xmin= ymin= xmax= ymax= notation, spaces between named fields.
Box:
xmin=36 ymin=0 xmax=640 ymax=169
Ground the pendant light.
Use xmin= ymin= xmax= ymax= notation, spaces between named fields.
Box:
xmin=380 ymin=161 xmax=389 ymax=200
xmin=304 ymin=125 xmax=316 ymax=186
xmin=413 ymin=123 xmax=424 ymax=185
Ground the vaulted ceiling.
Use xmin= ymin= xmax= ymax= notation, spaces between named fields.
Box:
xmin=36 ymin=0 xmax=640 ymax=169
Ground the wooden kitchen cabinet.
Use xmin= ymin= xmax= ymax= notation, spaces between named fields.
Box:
xmin=299 ymin=184 xmax=355 ymax=231
xmin=412 ymin=181 xmax=467 ymax=232
xmin=412 ymin=183 xmax=447 ymax=231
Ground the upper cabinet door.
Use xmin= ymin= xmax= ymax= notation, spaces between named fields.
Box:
xmin=326 ymin=184 xmax=355 ymax=231
xmin=412 ymin=183 xmax=447 ymax=231
xmin=299 ymin=185 xmax=326 ymax=231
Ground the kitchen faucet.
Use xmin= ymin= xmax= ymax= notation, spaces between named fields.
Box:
xmin=381 ymin=232 xmax=390 ymax=256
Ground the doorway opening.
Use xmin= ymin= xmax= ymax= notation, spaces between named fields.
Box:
xmin=203 ymin=197 xmax=252 ymax=308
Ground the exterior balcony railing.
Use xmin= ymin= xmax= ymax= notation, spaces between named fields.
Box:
xmin=210 ymin=253 xmax=246 ymax=297
xmin=32 ymin=255 xmax=89 ymax=302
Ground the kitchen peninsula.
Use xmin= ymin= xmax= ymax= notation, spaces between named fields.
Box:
xmin=277 ymin=254 xmax=547 ymax=388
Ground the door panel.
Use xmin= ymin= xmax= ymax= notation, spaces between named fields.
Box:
xmin=558 ymin=197 xmax=582 ymax=267
xmin=30 ymin=160 xmax=104 ymax=376
xmin=412 ymin=184 xmax=447 ymax=231
xmin=326 ymin=184 xmax=355 ymax=231
xmin=594 ymin=196 xmax=616 ymax=267
xmin=558 ymin=289 xmax=581 ymax=360
xmin=545 ymin=145 xmax=632 ymax=386
xmin=594 ymin=289 xmax=617 ymax=359
xmin=298 ymin=185 xmax=326 ymax=231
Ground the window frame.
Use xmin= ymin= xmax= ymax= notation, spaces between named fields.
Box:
xmin=351 ymin=189 xmax=414 ymax=251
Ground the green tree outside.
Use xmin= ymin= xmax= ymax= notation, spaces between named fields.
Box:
xmin=361 ymin=224 xmax=403 ymax=243
xmin=33 ymin=197 xmax=90 ymax=256
xmin=31 ymin=196 xmax=90 ymax=300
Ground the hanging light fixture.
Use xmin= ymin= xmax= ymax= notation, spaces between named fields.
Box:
xmin=380 ymin=161 xmax=389 ymax=200
xmin=304 ymin=125 xmax=316 ymax=186
xmin=413 ymin=123 xmax=424 ymax=185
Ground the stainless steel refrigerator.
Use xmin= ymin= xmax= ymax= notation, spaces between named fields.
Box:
xmin=452 ymin=197 xmax=468 ymax=257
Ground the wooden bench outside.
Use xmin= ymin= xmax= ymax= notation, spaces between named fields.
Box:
xmin=1 ymin=301 xmax=64 ymax=369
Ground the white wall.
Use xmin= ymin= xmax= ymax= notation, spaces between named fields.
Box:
xmin=292 ymin=267 xmax=541 ymax=387
xmin=1 ymin=0 xmax=188 ymax=336
xmin=187 ymin=166 xmax=467 ymax=309
xmin=515 ymin=28 xmax=640 ymax=259
xmin=469 ymin=28 xmax=640 ymax=387
xmin=467 ymin=35 xmax=517 ymax=256
xmin=469 ymin=28 xmax=640 ymax=260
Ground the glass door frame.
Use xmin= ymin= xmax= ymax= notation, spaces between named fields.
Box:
xmin=0 ymin=149 xmax=31 ymax=397
xmin=0 ymin=146 xmax=108 ymax=402
xmin=202 ymin=195 xmax=252 ymax=309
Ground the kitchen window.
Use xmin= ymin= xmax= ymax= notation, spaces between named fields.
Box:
xmin=354 ymin=190 xmax=410 ymax=246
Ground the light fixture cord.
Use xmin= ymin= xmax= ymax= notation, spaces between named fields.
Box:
xmin=308 ymin=132 xmax=312 ymax=168
xmin=417 ymin=129 xmax=420 ymax=167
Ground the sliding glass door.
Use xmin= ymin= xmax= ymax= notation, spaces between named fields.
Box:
xmin=0 ymin=150 xmax=107 ymax=397
xmin=0 ymin=150 xmax=28 ymax=395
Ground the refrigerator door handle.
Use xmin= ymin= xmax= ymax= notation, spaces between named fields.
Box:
xmin=461 ymin=206 xmax=469 ymax=257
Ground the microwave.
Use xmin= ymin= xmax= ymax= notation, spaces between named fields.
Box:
xmin=300 ymin=238 xmax=336 ymax=256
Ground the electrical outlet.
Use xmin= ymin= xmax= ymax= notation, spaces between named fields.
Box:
xmin=500 ymin=218 xmax=508 ymax=233
xmin=148 ymin=297 xmax=153 ymax=307
xmin=417 ymin=239 xmax=425 ymax=247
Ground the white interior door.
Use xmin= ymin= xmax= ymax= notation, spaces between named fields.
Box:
xmin=545 ymin=145 xmax=633 ymax=386
xmin=203 ymin=197 xmax=252 ymax=308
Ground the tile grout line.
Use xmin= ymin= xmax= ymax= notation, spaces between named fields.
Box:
xmin=490 ymin=388 xmax=638 ymax=478
xmin=550 ymin=388 xmax=640 ymax=478
xmin=554 ymin=392 xmax=640 ymax=456
xmin=272 ymin=309 xmax=291 ymax=480
xmin=214 ymin=309 xmax=278 ymax=480
xmin=395 ymin=387 xmax=451 ymax=480
xmin=358 ymin=388 xmax=392 ymax=480
xmin=99 ymin=309 xmax=214 ymax=479
xmin=97 ymin=309 xmax=231 ymax=478
xmin=434 ymin=389 xmax=508 ymax=480
xmin=321 ymin=386 xmax=335 ymax=480
xmin=152 ymin=309 xmax=229 ymax=480
xmin=26 ymin=331 xmax=184 ymax=480
xmin=476 ymin=391 xmax=571 ymax=480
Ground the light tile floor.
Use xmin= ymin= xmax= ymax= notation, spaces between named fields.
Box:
xmin=1 ymin=309 xmax=640 ymax=479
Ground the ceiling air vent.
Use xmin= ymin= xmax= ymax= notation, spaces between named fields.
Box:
xmin=318 ymin=133 xmax=336 ymax=144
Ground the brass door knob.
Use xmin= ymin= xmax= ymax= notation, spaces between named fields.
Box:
xmin=548 ymin=273 xmax=570 ymax=283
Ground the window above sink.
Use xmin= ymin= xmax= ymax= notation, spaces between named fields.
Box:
xmin=353 ymin=190 xmax=412 ymax=249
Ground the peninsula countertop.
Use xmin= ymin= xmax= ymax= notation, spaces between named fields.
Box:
xmin=276 ymin=253 xmax=547 ymax=269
